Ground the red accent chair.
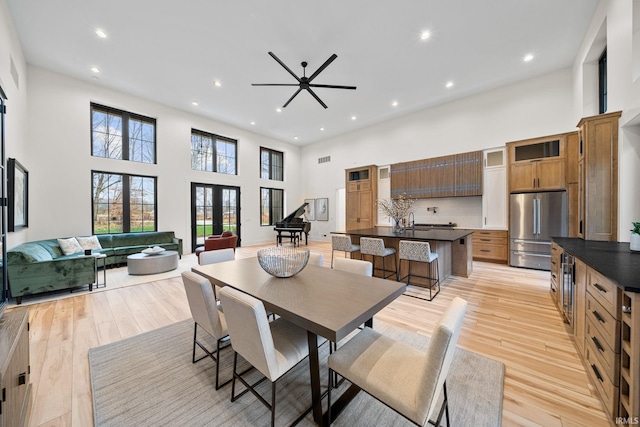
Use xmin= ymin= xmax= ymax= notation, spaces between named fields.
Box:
xmin=194 ymin=231 xmax=238 ymax=258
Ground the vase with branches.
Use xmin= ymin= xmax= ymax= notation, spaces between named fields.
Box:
xmin=378 ymin=195 xmax=415 ymax=233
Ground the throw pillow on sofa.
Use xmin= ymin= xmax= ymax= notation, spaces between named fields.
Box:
xmin=76 ymin=235 xmax=102 ymax=251
xmin=57 ymin=237 xmax=84 ymax=255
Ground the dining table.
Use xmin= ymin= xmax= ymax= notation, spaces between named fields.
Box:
xmin=192 ymin=256 xmax=406 ymax=425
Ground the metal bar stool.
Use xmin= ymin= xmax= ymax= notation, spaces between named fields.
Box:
xmin=330 ymin=234 xmax=360 ymax=267
xmin=398 ymin=240 xmax=440 ymax=301
xmin=359 ymin=237 xmax=398 ymax=280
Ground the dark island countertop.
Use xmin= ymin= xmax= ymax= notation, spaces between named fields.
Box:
xmin=340 ymin=227 xmax=473 ymax=242
xmin=552 ymin=237 xmax=640 ymax=293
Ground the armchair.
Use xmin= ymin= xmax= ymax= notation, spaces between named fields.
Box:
xmin=194 ymin=231 xmax=238 ymax=257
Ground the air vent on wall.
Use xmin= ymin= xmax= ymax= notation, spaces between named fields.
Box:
xmin=317 ymin=156 xmax=331 ymax=164
xmin=10 ymin=55 xmax=19 ymax=89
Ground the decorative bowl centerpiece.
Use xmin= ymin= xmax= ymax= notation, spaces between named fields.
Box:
xmin=257 ymin=247 xmax=310 ymax=278
xmin=142 ymin=246 xmax=165 ymax=255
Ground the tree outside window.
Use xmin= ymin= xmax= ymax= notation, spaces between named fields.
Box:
xmin=261 ymin=187 xmax=283 ymax=226
xmin=191 ymin=129 xmax=237 ymax=174
xmin=260 ymin=147 xmax=283 ymax=181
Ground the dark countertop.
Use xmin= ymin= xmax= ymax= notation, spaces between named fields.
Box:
xmin=552 ymin=237 xmax=640 ymax=293
xmin=341 ymin=227 xmax=473 ymax=242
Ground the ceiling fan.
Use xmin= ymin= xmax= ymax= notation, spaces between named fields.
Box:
xmin=252 ymin=52 xmax=356 ymax=109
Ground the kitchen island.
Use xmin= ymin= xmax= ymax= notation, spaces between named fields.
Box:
xmin=339 ymin=227 xmax=473 ymax=280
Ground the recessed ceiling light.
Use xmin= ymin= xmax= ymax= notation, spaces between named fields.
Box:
xmin=91 ymin=67 xmax=100 ymax=73
xmin=214 ymin=80 xmax=221 ymax=87
xmin=250 ymin=121 xmax=255 ymax=125
xmin=276 ymin=108 xmax=282 ymax=113
xmin=445 ymin=81 xmax=454 ymax=88
xmin=420 ymin=31 xmax=431 ymax=40
xmin=351 ymin=116 xmax=357 ymax=121
xmin=192 ymin=101 xmax=199 ymax=106
xmin=294 ymin=136 xmax=299 ymax=140
xmin=320 ymin=127 xmax=325 ymax=131
xmin=95 ymin=29 xmax=107 ymax=38
xmin=524 ymin=54 xmax=534 ymax=62
xmin=392 ymin=101 xmax=398 ymax=107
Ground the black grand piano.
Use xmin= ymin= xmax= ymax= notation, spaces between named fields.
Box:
xmin=274 ymin=202 xmax=311 ymax=246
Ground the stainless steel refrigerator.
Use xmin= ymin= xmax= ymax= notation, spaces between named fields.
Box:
xmin=510 ymin=191 xmax=567 ymax=271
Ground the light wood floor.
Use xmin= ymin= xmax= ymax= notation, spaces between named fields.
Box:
xmin=9 ymin=241 xmax=610 ymax=427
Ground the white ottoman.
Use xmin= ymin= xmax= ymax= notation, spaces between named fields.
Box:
xmin=127 ymin=250 xmax=179 ymax=275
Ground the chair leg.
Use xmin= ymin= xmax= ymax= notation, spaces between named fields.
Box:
xmin=271 ymin=382 xmax=277 ymax=427
xmin=192 ymin=323 xmax=198 ymax=363
xmin=331 ymin=250 xmax=335 ymax=268
xmin=327 ymin=368 xmax=333 ymax=425
xmin=231 ymin=351 xmax=238 ymax=401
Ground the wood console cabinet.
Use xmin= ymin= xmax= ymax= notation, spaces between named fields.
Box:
xmin=345 ymin=165 xmax=378 ymax=230
xmin=0 ymin=309 xmax=31 ymax=427
xmin=576 ymin=111 xmax=620 ymax=241
xmin=507 ymin=134 xmax=566 ymax=192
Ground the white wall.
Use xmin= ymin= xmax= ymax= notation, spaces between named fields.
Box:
xmin=25 ymin=66 xmax=302 ymax=251
xmin=301 ymin=69 xmax=575 ymax=239
xmin=573 ymin=0 xmax=640 ymax=241
xmin=0 ymin=0 xmax=29 ymax=249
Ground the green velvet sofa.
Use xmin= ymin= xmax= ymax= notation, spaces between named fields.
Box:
xmin=7 ymin=231 xmax=182 ymax=304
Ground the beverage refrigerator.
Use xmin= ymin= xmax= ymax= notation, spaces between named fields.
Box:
xmin=509 ymin=191 xmax=567 ymax=271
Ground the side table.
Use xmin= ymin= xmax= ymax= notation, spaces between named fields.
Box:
xmin=93 ymin=253 xmax=107 ymax=288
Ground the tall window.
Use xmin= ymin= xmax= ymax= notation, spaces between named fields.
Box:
xmin=260 ymin=147 xmax=284 ymax=181
xmin=92 ymin=171 xmax=157 ymax=234
xmin=91 ymin=103 xmax=156 ymax=164
xmin=191 ymin=129 xmax=237 ymax=174
xmin=260 ymin=187 xmax=283 ymax=226
xmin=599 ymin=48 xmax=607 ymax=114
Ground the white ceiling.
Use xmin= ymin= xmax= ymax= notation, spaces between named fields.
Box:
xmin=7 ymin=0 xmax=598 ymax=146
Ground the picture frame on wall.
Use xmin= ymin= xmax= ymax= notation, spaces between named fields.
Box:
xmin=304 ymin=198 xmax=315 ymax=220
xmin=315 ymin=198 xmax=329 ymax=221
xmin=8 ymin=158 xmax=28 ymax=232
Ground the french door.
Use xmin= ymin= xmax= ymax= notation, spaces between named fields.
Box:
xmin=191 ymin=183 xmax=240 ymax=252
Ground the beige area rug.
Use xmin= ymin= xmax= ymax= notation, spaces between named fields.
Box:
xmin=8 ymin=253 xmax=200 ymax=307
xmin=89 ymin=319 xmax=504 ymax=426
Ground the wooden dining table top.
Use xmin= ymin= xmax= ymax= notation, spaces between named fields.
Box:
xmin=192 ymin=257 xmax=406 ymax=342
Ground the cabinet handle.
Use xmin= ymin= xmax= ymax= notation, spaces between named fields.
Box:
xmin=591 ymin=336 xmax=605 ymax=352
xmin=591 ymin=364 xmax=604 ymax=383
xmin=551 ymin=287 xmax=556 ymax=293
xmin=480 ymin=238 xmax=491 ymax=242
xmin=592 ymin=310 xmax=606 ymax=324
xmin=537 ymin=178 xmax=540 ymax=187
xmin=593 ymin=283 xmax=607 ymax=293
xmin=533 ymin=178 xmax=536 ymax=188
xmin=622 ymin=305 xmax=632 ymax=314
xmin=480 ymin=249 xmax=490 ymax=253
xmin=18 ymin=372 xmax=26 ymax=385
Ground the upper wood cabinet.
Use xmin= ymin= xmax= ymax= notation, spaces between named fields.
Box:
xmin=576 ymin=111 xmax=620 ymax=242
xmin=566 ymin=132 xmax=580 ymax=237
xmin=345 ymin=165 xmax=377 ymax=230
xmin=390 ymin=150 xmax=482 ymax=199
xmin=482 ymin=147 xmax=507 ymax=229
xmin=507 ymin=134 xmax=566 ymax=192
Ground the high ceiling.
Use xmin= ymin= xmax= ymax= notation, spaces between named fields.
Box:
xmin=7 ymin=0 xmax=598 ymax=145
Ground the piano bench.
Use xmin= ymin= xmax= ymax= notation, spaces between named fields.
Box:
xmin=276 ymin=232 xmax=300 ymax=247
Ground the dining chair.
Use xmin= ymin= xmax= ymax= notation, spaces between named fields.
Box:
xmin=331 ymin=234 xmax=360 ymax=267
xmin=398 ymin=240 xmax=440 ymax=301
xmin=359 ymin=237 xmax=398 ymax=280
xmin=308 ymin=251 xmax=325 ymax=267
xmin=218 ymin=286 xmax=315 ymax=427
xmin=332 ymin=257 xmax=373 ymax=277
xmin=198 ymin=247 xmax=235 ymax=265
xmin=181 ymin=271 xmax=230 ymax=390
xmin=327 ymin=296 xmax=468 ymax=427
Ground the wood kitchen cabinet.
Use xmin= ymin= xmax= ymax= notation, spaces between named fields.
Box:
xmin=0 ymin=309 xmax=31 ymax=427
xmin=507 ymin=134 xmax=566 ymax=192
xmin=565 ymin=132 xmax=580 ymax=237
xmin=345 ymin=165 xmax=377 ymax=230
xmin=473 ymin=230 xmax=508 ymax=263
xmin=574 ymin=258 xmax=586 ymax=356
xmin=576 ymin=111 xmax=620 ymax=242
xmin=482 ymin=148 xmax=507 ymax=229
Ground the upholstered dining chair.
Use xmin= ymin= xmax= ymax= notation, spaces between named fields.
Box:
xmin=331 ymin=234 xmax=360 ymax=267
xmin=308 ymin=251 xmax=325 ymax=267
xmin=181 ymin=271 xmax=230 ymax=390
xmin=218 ymin=286 xmax=315 ymax=427
xmin=332 ymin=257 xmax=373 ymax=277
xmin=199 ymin=247 xmax=235 ymax=265
xmin=327 ymin=296 xmax=468 ymax=427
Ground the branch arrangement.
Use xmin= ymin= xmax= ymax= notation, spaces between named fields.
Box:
xmin=377 ymin=195 xmax=415 ymax=221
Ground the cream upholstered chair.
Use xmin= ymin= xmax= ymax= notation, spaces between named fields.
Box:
xmin=331 ymin=234 xmax=360 ymax=267
xmin=359 ymin=237 xmax=397 ymax=280
xmin=181 ymin=271 xmax=230 ymax=390
xmin=333 ymin=257 xmax=373 ymax=277
xmin=199 ymin=247 xmax=235 ymax=265
xmin=218 ymin=286 xmax=313 ymax=427
xmin=398 ymin=240 xmax=440 ymax=301
xmin=308 ymin=251 xmax=325 ymax=267
xmin=327 ymin=296 xmax=468 ymax=427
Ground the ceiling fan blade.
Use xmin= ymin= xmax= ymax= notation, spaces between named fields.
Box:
xmin=282 ymin=88 xmax=303 ymax=108
xmin=251 ymin=83 xmax=300 ymax=87
xmin=306 ymin=88 xmax=328 ymax=109
xmin=268 ymin=52 xmax=301 ymax=82
xmin=308 ymin=54 xmax=338 ymax=82
xmin=309 ymin=84 xmax=357 ymax=90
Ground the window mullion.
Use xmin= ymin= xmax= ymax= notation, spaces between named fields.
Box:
xmin=122 ymin=112 xmax=130 ymax=161
xmin=122 ymin=174 xmax=131 ymax=233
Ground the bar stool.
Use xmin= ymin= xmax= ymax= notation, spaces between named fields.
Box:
xmin=398 ymin=240 xmax=440 ymax=301
xmin=331 ymin=234 xmax=360 ymax=268
xmin=359 ymin=237 xmax=397 ymax=280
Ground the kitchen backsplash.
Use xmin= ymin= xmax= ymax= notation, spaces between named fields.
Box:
xmin=378 ymin=196 xmax=483 ymax=228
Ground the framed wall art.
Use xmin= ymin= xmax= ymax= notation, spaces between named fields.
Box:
xmin=304 ymin=198 xmax=315 ymax=220
xmin=8 ymin=158 xmax=28 ymax=232
xmin=315 ymin=198 xmax=328 ymax=221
